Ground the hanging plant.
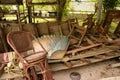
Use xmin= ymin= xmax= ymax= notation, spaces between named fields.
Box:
xmin=103 ymin=0 xmax=119 ymax=11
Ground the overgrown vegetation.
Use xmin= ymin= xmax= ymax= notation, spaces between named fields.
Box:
xmin=0 ymin=0 xmax=120 ymax=22
xmin=103 ymin=0 xmax=120 ymax=11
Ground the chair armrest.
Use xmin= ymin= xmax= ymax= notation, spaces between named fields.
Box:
xmin=23 ymin=51 xmax=46 ymax=58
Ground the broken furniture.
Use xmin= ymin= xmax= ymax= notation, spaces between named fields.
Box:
xmin=67 ymin=18 xmax=78 ymax=31
xmin=7 ymin=31 xmax=53 ymax=80
xmin=114 ymin=21 xmax=120 ymax=37
xmin=0 ymin=15 xmax=119 ymax=77
xmin=102 ymin=10 xmax=120 ymax=33
xmin=48 ymin=37 xmax=120 ymax=71
xmin=99 ymin=76 xmax=120 ymax=80
xmin=82 ymin=14 xmax=95 ymax=31
xmin=68 ymin=23 xmax=87 ymax=46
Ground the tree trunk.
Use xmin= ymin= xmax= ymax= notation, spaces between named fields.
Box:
xmin=26 ymin=0 xmax=32 ymax=23
xmin=96 ymin=0 xmax=103 ymax=23
xmin=57 ymin=0 xmax=66 ymax=22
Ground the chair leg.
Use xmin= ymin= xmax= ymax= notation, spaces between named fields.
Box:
xmin=45 ymin=59 xmax=53 ymax=80
xmin=24 ymin=67 xmax=38 ymax=80
xmin=39 ymin=61 xmax=47 ymax=80
xmin=30 ymin=67 xmax=38 ymax=80
xmin=24 ymin=67 xmax=31 ymax=80
xmin=39 ymin=59 xmax=53 ymax=80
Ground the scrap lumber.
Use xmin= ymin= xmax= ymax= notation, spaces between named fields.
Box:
xmin=85 ymin=37 xmax=94 ymax=45
xmin=102 ymin=10 xmax=120 ymax=33
xmin=68 ymin=23 xmax=87 ymax=46
xmin=110 ymin=62 xmax=120 ymax=68
xmin=77 ymin=26 xmax=87 ymax=46
xmin=99 ymin=76 xmax=120 ymax=80
xmin=50 ymin=52 xmax=120 ymax=72
xmin=79 ymin=58 xmax=91 ymax=63
xmin=107 ymin=38 xmax=120 ymax=46
xmin=66 ymin=43 xmax=101 ymax=55
xmin=63 ymin=61 xmax=73 ymax=68
xmin=94 ymin=55 xmax=106 ymax=59
xmin=104 ymin=52 xmax=116 ymax=56
xmin=114 ymin=21 xmax=120 ymax=35
xmin=49 ymin=45 xmax=120 ymax=63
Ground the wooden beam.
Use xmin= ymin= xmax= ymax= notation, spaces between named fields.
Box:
xmin=27 ymin=6 xmax=32 ymax=23
xmin=57 ymin=0 xmax=67 ymax=21
xmin=66 ymin=44 xmax=101 ymax=55
xmin=50 ymin=52 xmax=120 ymax=72
xmin=31 ymin=2 xmax=57 ymax=5
xmin=49 ymin=45 xmax=120 ymax=63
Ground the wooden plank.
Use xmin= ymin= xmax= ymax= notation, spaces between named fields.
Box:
xmin=108 ymin=38 xmax=120 ymax=46
xmin=31 ymin=2 xmax=57 ymax=5
xmin=99 ymin=76 xmax=120 ymax=80
xmin=94 ymin=55 xmax=106 ymax=59
xmin=80 ymin=58 xmax=91 ymax=63
xmin=50 ymin=52 xmax=120 ymax=72
xmin=85 ymin=37 xmax=94 ymax=45
xmin=110 ymin=62 xmax=120 ymax=68
xmin=66 ymin=43 xmax=101 ymax=55
xmin=49 ymin=45 xmax=120 ymax=63
xmin=104 ymin=52 xmax=116 ymax=56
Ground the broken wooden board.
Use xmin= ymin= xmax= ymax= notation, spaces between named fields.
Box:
xmin=66 ymin=43 xmax=101 ymax=55
xmin=49 ymin=45 xmax=120 ymax=63
xmin=50 ymin=52 xmax=120 ymax=72
xmin=99 ymin=76 xmax=120 ymax=80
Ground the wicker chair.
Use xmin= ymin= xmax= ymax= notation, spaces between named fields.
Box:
xmin=7 ymin=31 xmax=53 ymax=80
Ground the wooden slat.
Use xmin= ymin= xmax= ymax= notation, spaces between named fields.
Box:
xmin=80 ymin=58 xmax=91 ymax=63
xmin=49 ymin=45 xmax=120 ymax=63
xmin=66 ymin=43 xmax=101 ymax=55
xmin=99 ymin=76 xmax=120 ymax=80
xmin=50 ymin=52 xmax=120 ymax=72
xmin=104 ymin=52 xmax=116 ymax=56
xmin=94 ymin=55 xmax=106 ymax=59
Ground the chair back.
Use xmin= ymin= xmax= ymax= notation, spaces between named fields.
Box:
xmin=7 ymin=31 xmax=34 ymax=56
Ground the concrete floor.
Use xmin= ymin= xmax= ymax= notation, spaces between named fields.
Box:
xmin=52 ymin=59 xmax=120 ymax=80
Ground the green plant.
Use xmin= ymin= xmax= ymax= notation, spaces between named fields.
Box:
xmin=62 ymin=0 xmax=70 ymax=16
xmin=103 ymin=0 xmax=119 ymax=11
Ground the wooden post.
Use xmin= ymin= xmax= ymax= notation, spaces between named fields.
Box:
xmin=26 ymin=0 xmax=32 ymax=23
xmin=27 ymin=6 xmax=32 ymax=23
xmin=96 ymin=0 xmax=103 ymax=23
xmin=17 ymin=5 xmax=22 ymax=30
xmin=57 ymin=0 xmax=66 ymax=22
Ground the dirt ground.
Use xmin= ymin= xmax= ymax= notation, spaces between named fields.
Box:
xmin=52 ymin=59 xmax=120 ymax=80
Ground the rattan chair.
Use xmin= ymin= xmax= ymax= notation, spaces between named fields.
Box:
xmin=7 ymin=31 xmax=53 ymax=80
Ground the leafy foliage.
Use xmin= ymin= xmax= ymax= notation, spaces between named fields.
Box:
xmin=103 ymin=0 xmax=119 ymax=11
xmin=32 ymin=0 xmax=56 ymax=3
